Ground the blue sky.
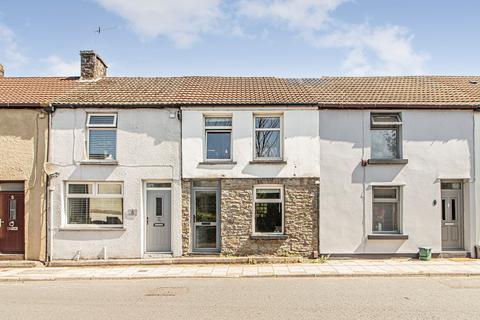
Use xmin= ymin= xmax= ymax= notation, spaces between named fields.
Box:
xmin=0 ymin=0 xmax=479 ymax=77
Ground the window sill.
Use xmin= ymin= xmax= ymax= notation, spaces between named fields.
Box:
xmin=59 ymin=227 xmax=125 ymax=231
xmin=80 ymin=160 xmax=119 ymax=166
xmin=198 ymin=161 xmax=237 ymax=165
xmin=368 ymin=159 xmax=408 ymax=165
xmin=250 ymin=234 xmax=288 ymax=240
xmin=249 ymin=160 xmax=287 ymax=165
xmin=368 ymin=234 xmax=409 ymax=240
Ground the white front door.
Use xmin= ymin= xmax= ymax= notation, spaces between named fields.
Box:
xmin=146 ymin=189 xmax=171 ymax=252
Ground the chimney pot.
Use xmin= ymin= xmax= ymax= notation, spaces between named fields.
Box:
xmin=80 ymin=50 xmax=107 ymax=80
xmin=0 ymin=64 xmax=4 ymax=77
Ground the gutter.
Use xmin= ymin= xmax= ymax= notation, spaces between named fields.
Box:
xmin=317 ymin=103 xmax=478 ymax=110
xmin=51 ymin=102 xmax=319 ymax=109
xmin=0 ymin=102 xmax=46 ymax=108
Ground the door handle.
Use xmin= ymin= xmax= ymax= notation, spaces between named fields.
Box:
xmin=0 ymin=219 xmax=4 ymax=227
xmin=146 ymin=217 xmax=149 ymax=225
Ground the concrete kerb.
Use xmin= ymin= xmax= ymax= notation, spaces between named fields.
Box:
xmin=2 ymin=257 xmax=480 ymax=282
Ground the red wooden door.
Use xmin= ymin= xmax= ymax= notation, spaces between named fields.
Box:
xmin=0 ymin=192 xmax=24 ymax=254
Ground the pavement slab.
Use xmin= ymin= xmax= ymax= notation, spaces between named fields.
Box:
xmin=1 ymin=259 xmax=480 ymax=281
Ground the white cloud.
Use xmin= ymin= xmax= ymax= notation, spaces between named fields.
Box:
xmin=94 ymin=0 xmax=223 ymax=48
xmin=0 ymin=23 xmax=27 ymax=69
xmin=91 ymin=0 xmax=428 ymax=74
xmin=238 ymin=0 xmax=428 ymax=75
xmin=238 ymin=0 xmax=345 ymax=31
xmin=43 ymin=55 xmax=79 ymax=76
xmin=313 ymin=24 xmax=429 ymax=75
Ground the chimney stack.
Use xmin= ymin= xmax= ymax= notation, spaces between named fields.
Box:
xmin=80 ymin=50 xmax=107 ymax=80
xmin=0 ymin=64 xmax=4 ymax=77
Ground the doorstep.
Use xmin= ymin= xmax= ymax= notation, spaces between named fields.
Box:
xmin=0 ymin=260 xmax=43 ymax=268
xmin=0 ymin=254 xmax=24 ymax=261
xmin=47 ymin=256 xmax=305 ymax=268
xmin=438 ymin=251 xmax=471 ymax=259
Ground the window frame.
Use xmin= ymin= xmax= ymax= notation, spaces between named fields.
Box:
xmin=203 ymin=116 xmax=233 ymax=162
xmin=86 ymin=113 xmax=117 ymax=128
xmin=253 ymin=114 xmax=283 ymax=161
xmin=252 ymin=185 xmax=284 ymax=235
xmin=86 ymin=113 xmax=118 ymax=161
xmin=372 ymin=186 xmax=402 ymax=234
xmin=65 ymin=181 xmax=124 ymax=228
xmin=370 ymin=112 xmax=403 ymax=160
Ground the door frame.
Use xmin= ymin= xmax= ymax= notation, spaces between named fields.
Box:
xmin=0 ymin=181 xmax=26 ymax=257
xmin=440 ymin=180 xmax=464 ymax=251
xmin=191 ymin=185 xmax=221 ymax=253
xmin=143 ymin=181 xmax=173 ymax=254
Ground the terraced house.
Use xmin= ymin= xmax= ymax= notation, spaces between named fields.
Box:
xmin=48 ymin=52 xmax=183 ymax=260
xmin=1 ymin=50 xmax=480 ymax=262
xmin=312 ymin=76 xmax=480 ymax=258
xmin=180 ymin=78 xmax=320 ymax=257
xmin=0 ymin=67 xmax=76 ymax=261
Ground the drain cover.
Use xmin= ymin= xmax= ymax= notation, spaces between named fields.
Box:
xmin=144 ymin=287 xmax=188 ymax=297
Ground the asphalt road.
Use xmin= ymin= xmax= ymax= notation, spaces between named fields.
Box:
xmin=1 ymin=277 xmax=479 ymax=320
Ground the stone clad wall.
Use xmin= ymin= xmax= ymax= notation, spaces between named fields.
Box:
xmin=181 ymin=180 xmax=192 ymax=255
xmin=181 ymin=178 xmax=319 ymax=257
xmin=221 ymin=178 xmax=319 ymax=257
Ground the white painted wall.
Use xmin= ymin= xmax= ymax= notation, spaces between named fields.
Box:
xmin=49 ymin=108 xmax=182 ymax=260
xmin=182 ymin=107 xmax=320 ymax=178
xmin=319 ymin=110 xmax=476 ymax=255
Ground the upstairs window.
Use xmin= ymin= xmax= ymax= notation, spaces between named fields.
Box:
xmin=205 ymin=117 xmax=232 ymax=161
xmin=254 ymin=116 xmax=282 ymax=160
xmin=66 ymin=182 xmax=123 ymax=226
xmin=87 ymin=114 xmax=117 ymax=160
xmin=370 ymin=113 xmax=402 ymax=160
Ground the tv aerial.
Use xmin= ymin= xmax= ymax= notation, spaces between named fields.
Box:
xmin=94 ymin=26 xmax=117 ymax=35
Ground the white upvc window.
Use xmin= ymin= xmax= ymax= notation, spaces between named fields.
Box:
xmin=204 ymin=116 xmax=232 ymax=161
xmin=254 ymin=115 xmax=283 ymax=160
xmin=370 ymin=113 xmax=403 ymax=160
xmin=86 ymin=113 xmax=117 ymax=160
xmin=65 ymin=182 xmax=123 ymax=227
xmin=372 ymin=186 xmax=401 ymax=233
xmin=253 ymin=186 xmax=284 ymax=234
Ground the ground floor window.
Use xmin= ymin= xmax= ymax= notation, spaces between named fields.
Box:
xmin=253 ymin=186 xmax=283 ymax=234
xmin=66 ymin=182 xmax=123 ymax=226
xmin=372 ymin=186 xmax=400 ymax=233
